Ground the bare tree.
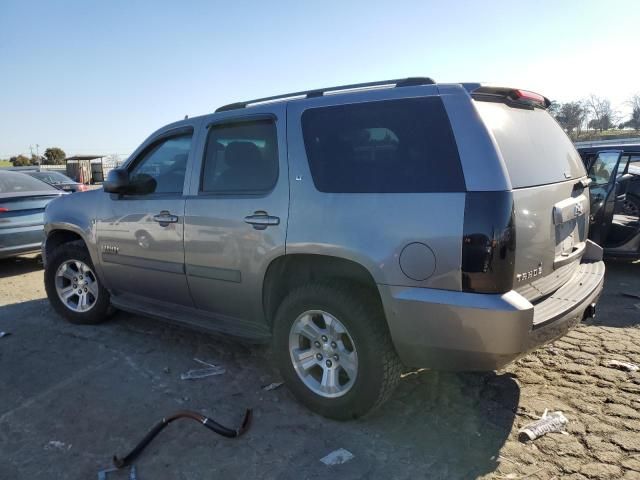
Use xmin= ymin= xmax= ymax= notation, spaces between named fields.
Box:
xmin=585 ymin=95 xmax=618 ymax=132
xmin=624 ymin=94 xmax=640 ymax=131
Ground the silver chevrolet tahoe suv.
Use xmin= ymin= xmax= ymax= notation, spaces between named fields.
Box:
xmin=43 ymin=78 xmax=605 ymax=419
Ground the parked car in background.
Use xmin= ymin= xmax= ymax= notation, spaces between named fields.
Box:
xmin=576 ymin=144 xmax=640 ymax=259
xmin=23 ymin=170 xmax=88 ymax=192
xmin=0 ymin=170 xmax=65 ymax=259
xmin=42 ymin=78 xmax=605 ymax=419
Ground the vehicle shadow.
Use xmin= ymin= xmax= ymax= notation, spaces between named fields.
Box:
xmin=0 ymin=296 xmax=518 ymax=480
xmin=360 ymin=369 xmax=519 ymax=478
xmin=0 ymin=255 xmax=42 ymax=279
xmin=589 ymin=258 xmax=640 ymax=328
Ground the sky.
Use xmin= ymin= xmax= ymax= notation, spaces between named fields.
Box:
xmin=1 ymin=0 xmax=639 ymax=158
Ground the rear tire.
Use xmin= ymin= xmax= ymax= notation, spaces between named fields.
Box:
xmin=44 ymin=240 xmax=112 ymax=325
xmin=273 ymin=283 xmax=402 ymax=420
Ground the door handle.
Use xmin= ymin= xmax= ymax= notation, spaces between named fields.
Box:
xmin=244 ymin=211 xmax=280 ymax=230
xmin=153 ymin=211 xmax=179 ymax=225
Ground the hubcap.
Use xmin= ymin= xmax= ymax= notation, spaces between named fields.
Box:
xmin=55 ymin=259 xmax=99 ymax=312
xmin=288 ymin=310 xmax=358 ymax=398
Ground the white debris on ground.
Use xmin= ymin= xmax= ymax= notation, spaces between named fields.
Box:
xmin=180 ymin=358 xmax=225 ymax=380
xmin=45 ymin=440 xmax=72 ymax=451
xmin=262 ymin=382 xmax=284 ymax=391
xmin=320 ymin=448 xmax=355 ymax=466
xmin=605 ymin=359 xmax=639 ymax=372
xmin=518 ymin=410 xmax=568 ymax=442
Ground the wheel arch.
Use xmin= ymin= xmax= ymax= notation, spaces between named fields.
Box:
xmin=262 ymin=253 xmax=383 ymax=328
xmin=43 ymin=225 xmax=96 ymax=271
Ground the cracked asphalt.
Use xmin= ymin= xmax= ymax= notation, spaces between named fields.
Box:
xmin=0 ymin=255 xmax=639 ymax=479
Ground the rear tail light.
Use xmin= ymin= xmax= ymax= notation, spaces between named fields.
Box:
xmin=470 ymin=86 xmax=551 ymax=109
xmin=513 ymin=89 xmax=547 ymax=106
xmin=78 ymin=184 xmax=89 ymax=192
xmin=462 ymin=192 xmax=516 ymax=293
xmin=0 ymin=208 xmax=8 ymax=213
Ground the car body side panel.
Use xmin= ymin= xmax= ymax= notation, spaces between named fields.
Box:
xmin=437 ymin=84 xmax=511 ymax=192
xmin=183 ymin=103 xmax=289 ymax=324
xmin=44 ymin=190 xmax=104 ymax=278
xmin=286 ymin=92 xmax=465 ymax=291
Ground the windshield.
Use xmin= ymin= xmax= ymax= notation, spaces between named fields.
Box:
xmin=0 ymin=172 xmax=58 ymax=194
xmin=475 ymin=101 xmax=586 ymax=188
xmin=30 ymin=171 xmax=74 ymax=184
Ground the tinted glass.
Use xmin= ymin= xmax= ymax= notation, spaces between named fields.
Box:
xmin=301 ymin=97 xmax=464 ymax=193
xmin=476 ymin=101 xmax=586 ymax=188
xmin=0 ymin=172 xmax=58 ymax=193
xmin=588 ymin=151 xmax=620 ymax=184
xmin=201 ymin=119 xmax=278 ymax=193
xmin=627 ymin=154 xmax=640 ymax=175
xmin=129 ymin=134 xmax=192 ymax=194
xmin=30 ymin=171 xmax=74 ymax=184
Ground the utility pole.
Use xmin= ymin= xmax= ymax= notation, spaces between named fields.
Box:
xmin=36 ymin=144 xmax=40 ymax=166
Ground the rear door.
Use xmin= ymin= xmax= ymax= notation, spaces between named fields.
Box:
xmin=183 ymin=104 xmax=288 ymax=324
xmin=475 ymin=100 xmax=589 ymax=302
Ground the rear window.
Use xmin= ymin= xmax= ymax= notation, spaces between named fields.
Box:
xmin=0 ymin=172 xmax=58 ymax=194
xmin=475 ymin=101 xmax=585 ymax=188
xmin=301 ymin=97 xmax=465 ymax=193
xmin=30 ymin=171 xmax=74 ymax=184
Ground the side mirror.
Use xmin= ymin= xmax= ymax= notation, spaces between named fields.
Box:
xmin=104 ymin=168 xmax=130 ymax=194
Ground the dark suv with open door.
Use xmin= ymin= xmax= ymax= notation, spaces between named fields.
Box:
xmin=577 ymin=144 xmax=640 ymax=259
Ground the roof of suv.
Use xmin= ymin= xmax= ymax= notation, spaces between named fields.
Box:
xmin=215 ymin=77 xmax=436 ymax=113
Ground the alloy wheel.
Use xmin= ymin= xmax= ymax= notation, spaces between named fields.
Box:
xmin=55 ymin=259 xmax=99 ymax=312
xmin=288 ymin=310 xmax=358 ymax=398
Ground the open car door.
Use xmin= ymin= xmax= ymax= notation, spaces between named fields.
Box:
xmin=587 ymin=150 xmax=623 ymax=246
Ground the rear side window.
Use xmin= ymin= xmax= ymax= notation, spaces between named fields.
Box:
xmin=201 ymin=119 xmax=278 ymax=194
xmin=301 ymin=97 xmax=465 ymax=193
xmin=476 ymin=101 xmax=586 ymax=188
xmin=0 ymin=173 xmax=58 ymax=193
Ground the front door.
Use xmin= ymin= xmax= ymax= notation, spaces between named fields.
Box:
xmin=184 ymin=106 xmax=288 ymax=324
xmin=96 ymin=129 xmax=195 ymax=306
xmin=587 ymin=150 xmax=622 ymax=246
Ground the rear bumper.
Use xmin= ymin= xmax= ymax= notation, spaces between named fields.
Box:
xmin=380 ymin=258 xmax=605 ymax=371
xmin=0 ymin=226 xmax=44 ymax=259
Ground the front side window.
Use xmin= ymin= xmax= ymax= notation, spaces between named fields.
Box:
xmin=201 ymin=119 xmax=279 ymax=193
xmin=588 ymin=151 xmax=621 ymax=184
xmin=301 ymin=97 xmax=464 ymax=193
xmin=129 ymin=134 xmax=192 ymax=194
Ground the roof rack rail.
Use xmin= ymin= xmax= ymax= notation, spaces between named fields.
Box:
xmin=215 ymin=77 xmax=436 ymax=113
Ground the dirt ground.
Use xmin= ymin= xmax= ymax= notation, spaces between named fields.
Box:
xmin=0 ymin=255 xmax=639 ymax=480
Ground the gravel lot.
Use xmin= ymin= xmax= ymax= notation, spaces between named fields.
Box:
xmin=0 ymin=255 xmax=639 ymax=480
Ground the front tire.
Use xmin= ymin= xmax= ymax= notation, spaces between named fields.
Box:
xmin=44 ymin=240 xmax=112 ymax=324
xmin=273 ymin=283 xmax=402 ymax=420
